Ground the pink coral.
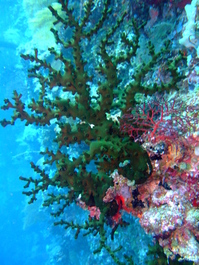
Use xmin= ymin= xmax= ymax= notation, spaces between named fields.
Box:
xmin=136 ymin=134 xmax=199 ymax=262
xmin=87 ymin=206 xmax=101 ymax=220
xmin=76 ymin=197 xmax=101 ymax=220
xmin=103 ymin=171 xmax=141 ymax=225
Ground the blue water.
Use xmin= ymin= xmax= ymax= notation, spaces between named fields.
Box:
xmin=0 ymin=2 xmax=65 ymax=264
xmin=0 ymin=3 xmax=47 ymax=263
xmin=0 ymin=1 xmax=153 ymax=264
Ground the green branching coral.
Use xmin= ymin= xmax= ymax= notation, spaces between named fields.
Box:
xmin=0 ymin=0 xmax=185 ymax=263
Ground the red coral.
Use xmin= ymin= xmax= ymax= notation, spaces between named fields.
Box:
xmin=148 ymin=0 xmax=191 ymax=8
xmin=120 ymin=94 xmax=198 ymax=147
xmin=175 ymin=0 xmax=192 ymax=8
xmin=103 ymin=171 xmax=141 ymax=225
xmin=111 ymin=195 xmax=125 ymax=223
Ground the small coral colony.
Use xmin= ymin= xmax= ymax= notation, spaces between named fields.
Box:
xmin=1 ymin=0 xmax=199 ymax=264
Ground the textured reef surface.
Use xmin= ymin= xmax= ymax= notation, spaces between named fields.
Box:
xmin=1 ymin=0 xmax=199 ymax=264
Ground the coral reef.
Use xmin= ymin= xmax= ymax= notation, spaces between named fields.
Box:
xmin=119 ymin=87 xmax=199 ymax=263
xmin=0 ymin=0 xmax=193 ymax=264
xmin=120 ymin=92 xmax=198 ymax=143
xmin=179 ymin=0 xmax=199 ymax=56
xmin=137 ymin=132 xmax=199 ymax=263
xmin=22 ymin=1 xmax=63 ymax=52
xmin=22 ymin=0 xmax=56 ymax=17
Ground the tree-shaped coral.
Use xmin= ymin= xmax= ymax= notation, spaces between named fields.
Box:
xmin=0 ymin=0 xmax=185 ymax=263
